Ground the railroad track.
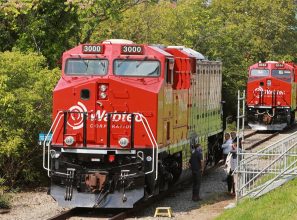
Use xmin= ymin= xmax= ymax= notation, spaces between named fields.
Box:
xmin=48 ymin=207 xmax=127 ymax=220
xmin=48 ymin=208 xmax=80 ymax=220
xmin=243 ymin=124 xmax=297 ymax=151
xmin=243 ymin=130 xmax=258 ymax=139
xmin=244 ymin=131 xmax=279 ymax=150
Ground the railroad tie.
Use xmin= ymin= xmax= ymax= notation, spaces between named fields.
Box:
xmin=154 ymin=207 xmax=173 ymax=218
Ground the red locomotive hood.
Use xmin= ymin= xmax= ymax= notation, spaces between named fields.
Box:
xmin=247 ymin=77 xmax=291 ymax=107
xmin=52 ymin=76 xmax=159 ymax=149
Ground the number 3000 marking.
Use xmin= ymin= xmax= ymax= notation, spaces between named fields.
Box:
xmin=122 ymin=46 xmax=143 ymax=54
xmin=83 ymin=45 xmax=102 ymax=53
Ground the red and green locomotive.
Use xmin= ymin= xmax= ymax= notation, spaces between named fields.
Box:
xmin=40 ymin=39 xmax=223 ymax=208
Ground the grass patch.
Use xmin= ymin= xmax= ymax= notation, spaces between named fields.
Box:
xmin=0 ymin=194 xmax=11 ymax=209
xmin=0 ymin=192 xmax=11 ymax=209
xmin=0 ymin=178 xmax=11 ymax=209
xmin=216 ymin=177 xmax=297 ymax=220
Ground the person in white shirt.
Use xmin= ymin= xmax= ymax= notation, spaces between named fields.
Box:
xmin=225 ymin=142 xmax=240 ymax=196
xmin=221 ymin=133 xmax=232 ymax=163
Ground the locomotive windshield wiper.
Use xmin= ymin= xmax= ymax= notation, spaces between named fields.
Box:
xmin=147 ymin=66 xmax=159 ymax=76
xmin=117 ymin=56 xmax=130 ymax=68
xmin=100 ymin=61 xmax=106 ymax=71
xmin=136 ymin=56 xmax=148 ymax=68
xmin=82 ymin=59 xmax=89 ymax=74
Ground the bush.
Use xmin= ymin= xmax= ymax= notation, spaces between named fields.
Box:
xmin=0 ymin=51 xmax=59 ymax=188
xmin=0 ymin=194 xmax=11 ymax=209
xmin=0 ymin=178 xmax=10 ymax=209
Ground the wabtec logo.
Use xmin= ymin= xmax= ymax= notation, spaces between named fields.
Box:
xmin=253 ymin=86 xmax=285 ymax=98
xmin=90 ymin=110 xmax=142 ymax=123
xmin=67 ymin=102 xmax=142 ymax=130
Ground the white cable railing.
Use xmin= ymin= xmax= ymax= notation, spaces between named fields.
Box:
xmin=133 ymin=113 xmax=159 ymax=180
xmin=43 ymin=111 xmax=63 ymax=177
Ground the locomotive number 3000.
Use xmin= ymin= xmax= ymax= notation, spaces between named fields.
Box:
xmin=121 ymin=45 xmax=143 ymax=54
xmin=83 ymin=45 xmax=103 ymax=53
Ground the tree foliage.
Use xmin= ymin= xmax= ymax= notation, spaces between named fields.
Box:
xmin=0 ymin=51 xmax=59 ymax=187
xmin=0 ymin=0 xmax=153 ymax=67
xmin=1 ymin=0 xmax=80 ymax=67
xmin=208 ymin=0 xmax=297 ymax=113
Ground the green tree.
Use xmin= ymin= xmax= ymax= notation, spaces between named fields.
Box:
xmin=0 ymin=51 xmax=59 ymax=187
xmin=0 ymin=0 xmax=154 ymax=67
xmin=91 ymin=0 xmax=210 ymax=47
xmin=66 ymin=0 xmax=155 ymax=44
xmin=1 ymin=0 xmax=80 ymax=67
xmin=207 ymin=0 xmax=297 ymax=115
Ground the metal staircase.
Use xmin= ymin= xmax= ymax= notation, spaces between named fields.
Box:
xmin=236 ymin=130 xmax=297 ymax=201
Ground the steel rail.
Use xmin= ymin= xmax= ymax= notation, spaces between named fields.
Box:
xmin=243 ymin=130 xmax=258 ymax=139
xmin=47 ymin=208 xmax=80 ymax=220
xmin=245 ymin=132 xmax=279 ymax=150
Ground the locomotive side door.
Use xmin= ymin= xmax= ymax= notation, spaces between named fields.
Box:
xmin=162 ymin=58 xmax=174 ymax=146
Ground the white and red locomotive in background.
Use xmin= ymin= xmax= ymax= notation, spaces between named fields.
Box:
xmin=246 ymin=61 xmax=297 ymax=130
xmin=40 ymin=39 xmax=223 ymax=208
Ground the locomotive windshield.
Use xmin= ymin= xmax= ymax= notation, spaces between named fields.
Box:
xmin=65 ymin=59 xmax=108 ymax=75
xmin=250 ymin=69 xmax=269 ymax=77
xmin=272 ymin=69 xmax=291 ymax=79
xmin=114 ymin=60 xmax=160 ymax=77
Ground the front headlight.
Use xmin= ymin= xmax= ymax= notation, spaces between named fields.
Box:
xmin=119 ymin=137 xmax=129 ymax=148
xmin=100 ymin=84 xmax=107 ymax=92
xmin=100 ymin=92 xmax=107 ymax=99
xmin=64 ymin=136 xmax=75 ymax=146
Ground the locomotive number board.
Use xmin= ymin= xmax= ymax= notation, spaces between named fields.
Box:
xmin=258 ymin=63 xmax=267 ymax=67
xmin=275 ymin=63 xmax=284 ymax=68
xmin=121 ymin=45 xmax=144 ymax=55
xmin=82 ymin=44 xmax=104 ymax=54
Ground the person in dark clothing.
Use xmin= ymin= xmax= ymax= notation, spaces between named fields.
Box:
xmin=189 ymin=144 xmax=203 ymax=201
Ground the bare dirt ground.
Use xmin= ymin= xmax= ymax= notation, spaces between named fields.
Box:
xmin=0 ymin=188 xmax=68 ymax=220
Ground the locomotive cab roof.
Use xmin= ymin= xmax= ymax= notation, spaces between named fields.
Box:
xmin=167 ymin=46 xmax=205 ymax=60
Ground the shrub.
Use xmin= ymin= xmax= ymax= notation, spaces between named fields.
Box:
xmin=0 ymin=51 xmax=59 ymax=188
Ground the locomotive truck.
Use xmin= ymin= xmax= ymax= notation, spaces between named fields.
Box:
xmin=40 ymin=39 xmax=223 ymax=208
xmin=246 ymin=61 xmax=297 ymax=130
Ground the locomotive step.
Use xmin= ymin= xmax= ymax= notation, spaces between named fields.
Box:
xmin=154 ymin=207 xmax=173 ymax=218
